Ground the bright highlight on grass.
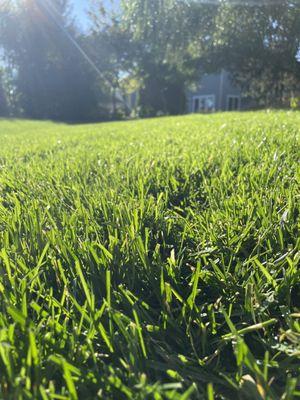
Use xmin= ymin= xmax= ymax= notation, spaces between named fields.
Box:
xmin=0 ymin=111 xmax=299 ymax=399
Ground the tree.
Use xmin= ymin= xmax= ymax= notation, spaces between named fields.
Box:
xmin=120 ymin=0 xmax=220 ymax=116
xmin=118 ymin=0 xmax=300 ymax=110
xmin=86 ymin=16 xmax=135 ymax=118
xmin=0 ymin=0 xmax=109 ymax=121
xmin=0 ymin=2 xmax=10 ymax=117
xmin=205 ymin=0 xmax=300 ymax=106
xmin=0 ymin=69 xmax=8 ymax=117
xmin=119 ymin=0 xmax=191 ymax=116
xmin=88 ymin=0 xmax=213 ymax=117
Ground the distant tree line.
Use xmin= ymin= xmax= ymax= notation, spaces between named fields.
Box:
xmin=0 ymin=0 xmax=299 ymax=121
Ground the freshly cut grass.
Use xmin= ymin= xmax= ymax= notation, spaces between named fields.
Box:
xmin=0 ymin=111 xmax=299 ymax=399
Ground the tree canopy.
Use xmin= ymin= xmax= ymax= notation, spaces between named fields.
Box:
xmin=0 ymin=0 xmax=299 ymax=120
xmin=209 ymin=0 xmax=300 ymax=105
xmin=0 ymin=0 xmax=109 ymax=121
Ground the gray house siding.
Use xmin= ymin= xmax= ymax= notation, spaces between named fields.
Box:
xmin=187 ymin=70 xmax=245 ymax=113
xmin=125 ymin=70 xmax=252 ymax=115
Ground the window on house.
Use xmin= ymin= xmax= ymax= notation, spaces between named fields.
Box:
xmin=227 ymin=95 xmax=240 ymax=111
xmin=193 ymin=95 xmax=215 ymax=113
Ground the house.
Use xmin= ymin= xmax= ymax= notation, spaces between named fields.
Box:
xmin=123 ymin=70 xmax=250 ymax=115
xmin=187 ymin=70 xmax=246 ymax=113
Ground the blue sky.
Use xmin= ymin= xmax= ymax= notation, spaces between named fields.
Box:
xmin=71 ymin=1 xmax=119 ymax=30
xmin=71 ymin=0 xmax=90 ymax=29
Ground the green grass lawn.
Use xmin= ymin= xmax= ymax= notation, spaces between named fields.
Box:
xmin=0 ymin=112 xmax=299 ymax=399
